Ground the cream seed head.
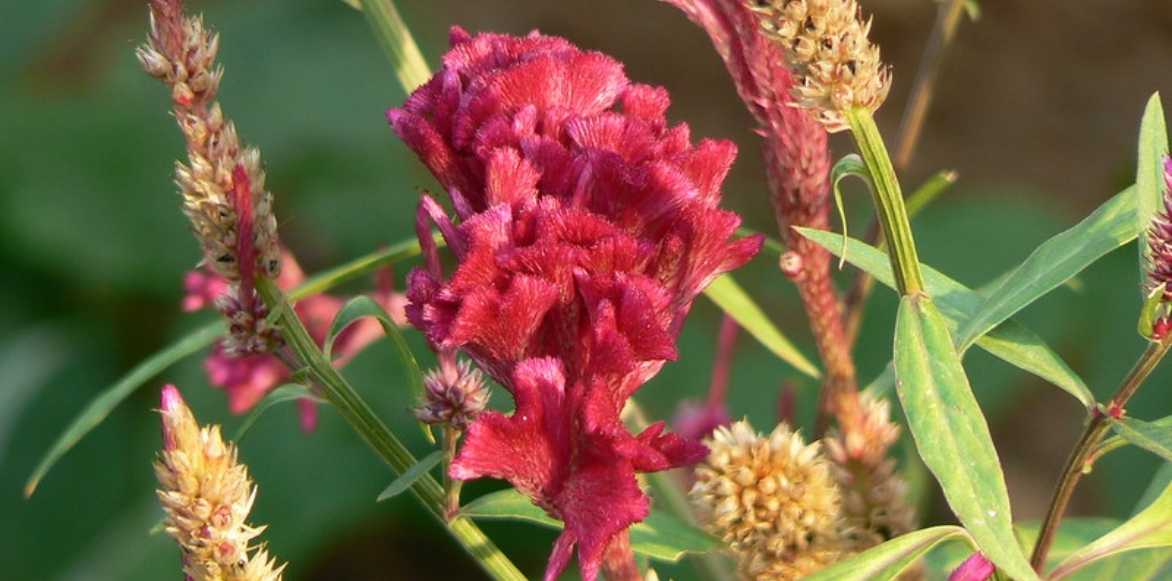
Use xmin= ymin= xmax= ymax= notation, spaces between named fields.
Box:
xmin=691 ymin=420 xmax=842 ymax=556
xmin=751 ymin=0 xmax=892 ymax=131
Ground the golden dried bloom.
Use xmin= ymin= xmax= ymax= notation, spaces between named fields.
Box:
xmin=157 ymin=385 xmax=285 ymax=581
xmin=739 ymin=541 xmax=844 ymax=581
xmin=825 ymin=393 xmax=916 ymax=550
xmin=751 ymin=0 xmax=892 ymax=131
xmin=691 ymin=420 xmax=842 ymax=557
xmin=138 ymin=0 xmax=280 ymax=282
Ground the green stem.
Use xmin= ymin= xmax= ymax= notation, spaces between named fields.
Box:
xmin=845 ymin=108 xmax=925 ymax=296
xmin=357 ymin=0 xmax=431 ymax=92
xmin=257 ymin=277 xmax=525 ymax=581
xmin=1029 ymin=337 xmax=1172 ymax=573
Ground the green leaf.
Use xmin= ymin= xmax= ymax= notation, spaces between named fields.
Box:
xmin=377 ymin=450 xmax=443 ymax=502
xmin=703 ymin=274 xmax=820 ymax=379
xmin=461 ymin=489 xmax=720 ymax=562
xmin=23 ymin=321 xmax=225 ymax=497
xmin=1111 ymin=417 xmax=1172 ymax=463
xmin=830 ymin=153 xmax=871 ymax=266
xmin=893 ymin=295 xmax=1037 ymax=580
xmin=232 ymin=384 xmax=322 ymax=442
xmin=1137 ymin=93 xmax=1168 ymax=282
xmin=904 ymin=169 xmax=958 ymax=217
xmin=806 ymin=526 xmax=971 ymax=581
xmin=325 ymin=295 xmax=433 ymax=443
xmin=954 ymin=186 xmax=1138 ymax=350
xmin=1050 ymin=481 xmax=1172 ymax=579
xmin=290 ymin=234 xmax=432 ymax=301
xmin=798 ymin=227 xmax=1093 ymax=407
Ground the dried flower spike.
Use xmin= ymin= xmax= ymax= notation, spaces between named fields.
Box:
xmin=139 ymin=0 xmax=281 ymax=353
xmin=156 ymin=385 xmax=285 ymax=581
xmin=751 ymin=0 xmax=892 ymax=131
xmin=415 ymin=358 xmax=491 ymax=430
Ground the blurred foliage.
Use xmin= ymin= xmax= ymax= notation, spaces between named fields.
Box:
xmin=3 ymin=1 xmax=1171 ymax=579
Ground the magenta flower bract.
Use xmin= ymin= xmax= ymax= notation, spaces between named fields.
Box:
xmin=950 ymin=552 xmax=995 ymax=581
xmin=389 ymin=27 xmax=761 ymax=580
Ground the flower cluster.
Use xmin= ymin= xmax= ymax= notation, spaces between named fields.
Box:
xmin=1145 ymin=157 xmax=1172 ymax=318
xmin=389 ymin=27 xmax=761 ymax=580
xmin=156 ymin=385 xmax=285 ymax=581
xmin=138 ymin=0 xmax=281 ymax=354
xmin=415 ymin=358 xmax=491 ymax=430
xmin=750 ymin=0 xmax=892 ymax=131
xmin=184 ymin=252 xmax=406 ymax=430
xmin=691 ymin=420 xmax=845 ymax=580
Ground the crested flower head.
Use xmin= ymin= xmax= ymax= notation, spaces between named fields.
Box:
xmin=390 ymin=27 xmax=761 ymax=581
xmin=750 ymin=0 xmax=892 ymax=131
xmin=416 ymin=358 xmax=491 ymax=430
xmin=155 ymin=385 xmax=285 ymax=581
xmin=691 ymin=420 xmax=841 ymax=557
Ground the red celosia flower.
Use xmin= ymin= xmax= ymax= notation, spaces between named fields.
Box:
xmin=389 ymin=27 xmax=761 ymax=580
xmin=185 ymin=251 xmax=406 ymax=431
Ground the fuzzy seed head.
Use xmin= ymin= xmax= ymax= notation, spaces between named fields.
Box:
xmin=691 ymin=420 xmax=842 ymax=556
xmin=739 ymin=541 xmax=844 ymax=581
xmin=415 ymin=359 xmax=491 ymax=430
xmin=751 ymin=0 xmax=891 ymax=131
xmin=155 ymin=385 xmax=284 ymax=581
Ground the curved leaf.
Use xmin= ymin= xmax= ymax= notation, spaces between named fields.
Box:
xmin=798 ymin=227 xmax=1093 ymax=407
xmin=1050 ymin=481 xmax=1172 ymax=580
xmin=461 ymin=489 xmax=720 ymax=562
xmin=703 ymin=274 xmax=820 ymax=379
xmin=954 ymin=186 xmax=1138 ymax=350
xmin=23 ymin=321 xmax=225 ymax=497
xmin=377 ymin=450 xmax=443 ymax=502
xmin=325 ymin=295 xmax=432 ymax=443
xmin=894 ymin=295 xmax=1037 ymax=580
xmin=806 ymin=526 xmax=971 ymax=581
xmin=830 ymin=153 xmax=871 ymax=265
xmin=1137 ymin=93 xmax=1168 ymax=281
xmin=1111 ymin=417 xmax=1172 ymax=463
xmin=232 ymin=384 xmax=322 ymax=442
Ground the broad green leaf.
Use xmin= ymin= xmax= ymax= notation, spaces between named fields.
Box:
xmin=926 ymin=519 xmax=1133 ymax=578
xmin=954 ymin=186 xmax=1138 ymax=350
xmin=461 ymin=489 xmax=720 ymax=562
xmin=325 ymin=295 xmax=432 ymax=443
xmin=703 ymin=274 xmax=820 ymax=379
xmin=232 ymin=384 xmax=322 ymax=442
xmin=798 ymin=228 xmax=1093 ymax=406
xmin=377 ymin=450 xmax=443 ymax=501
xmin=1111 ymin=417 xmax=1172 ymax=463
xmin=806 ymin=526 xmax=971 ymax=581
xmin=23 ymin=321 xmax=225 ymax=497
xmin=1137 ymin=93 xmax=1168 ymax=281
xmin=1050 ymin=481 xmax=1172 ymax=579
xmin=894 ymin=295 xmax=1037 ymax=580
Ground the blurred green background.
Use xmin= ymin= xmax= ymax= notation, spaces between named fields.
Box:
xmin=3 ymin=1 xmax=1172 ymax=579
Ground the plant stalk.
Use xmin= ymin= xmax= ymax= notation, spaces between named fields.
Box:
xmin=357 ymin=0 xmax=431 ymax=92
xmin=257 ymin=277 xmax=526 ymax=581
xmin=1029 ymin=337 xmax=1172 ymax=572
xmin=845 ymin=108 xmax=925 ymax=296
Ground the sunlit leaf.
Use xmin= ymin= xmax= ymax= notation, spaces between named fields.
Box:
xmin=954 ymin=186 xmax=1138 ymax=350
xmin=894 ymin=295 xmax=1037 ymax=580
xmin=806 ymin=526 xmax=971 ymax=581
xmin=703 ymin=274 xmax=820 ymax=379
xmin=232 ymin=384 xmax=322 ymax=442
xmin=377 ymin=450 xmax=443 ymax=502
xmin=1137 ymin=93 xmax=1168 ymax=282
xmin=798 ymin=227 xmax=1093 ymax=406
xmin=461 ymin=489 xmax=720 ymax=562
xmin=23 ymin=321 xmax=225 ymax=497
xmin=1050 ymin=481 xmax=1172 ymax=579
xmin=1111 ymin=417 xmax=1172 ymax=463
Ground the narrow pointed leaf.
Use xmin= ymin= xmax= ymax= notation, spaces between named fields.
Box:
xmin=24 ymin=321 xmax=224 ymax=497
xmin=703 ymin=274 xmax=820 ymax=379
xmin=829 ymin=153 xmax=871 ymax=264
xmin=461 ymin=489 xmax=720 ymax=562
xmin=806 ymin=526 xmax=971 ymax=581
xmin=954 ymin=186 xmax=1138 ymax=350
xmin=1137 ymin=93 xmax=1168 ymax=281
xmin=894 ymin=295 xmax=1037 ymax=580
xmin=232 ymin=384 xmax=323 ymax=442
xmin=1111 ymin=417 xmax=1172 ymax=463
xmin=377 ymin=450 xmax=444 ymax=501
xmin=1050 ymin=481 xmax=1172 ymax=580
xmin=798 ymin=227 xmax=1093 ymax=406
xmin=325 ymin=295 xmax=432 ymax=443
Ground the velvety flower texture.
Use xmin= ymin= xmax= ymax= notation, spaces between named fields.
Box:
xmin=389 ymin=27 xmax=761 ymax=580
xmin=185 ymin=252 xmax=406 ymax=430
